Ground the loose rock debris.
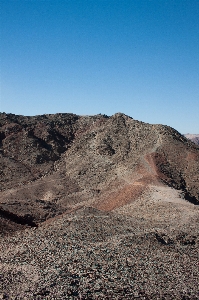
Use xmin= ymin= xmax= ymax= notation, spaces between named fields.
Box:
xmin=0 ymin=207 xmax=199 ymax=299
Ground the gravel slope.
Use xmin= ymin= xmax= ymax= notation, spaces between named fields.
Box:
xmin=1 ymin=189 xmax=199 ymax=299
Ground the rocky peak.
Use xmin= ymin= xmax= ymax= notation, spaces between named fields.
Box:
xmin=0 ymin=112 xmax=199 ymax=228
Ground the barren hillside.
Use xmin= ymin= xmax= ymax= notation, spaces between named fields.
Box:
xmin=0 ymin=112 xmax=199 ymax=299
xmin=0 ymin=112 xmax=199 ymax=227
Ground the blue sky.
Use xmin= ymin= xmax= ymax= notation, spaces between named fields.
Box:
xmin=0 ymin=0 xmax=199 ymax=133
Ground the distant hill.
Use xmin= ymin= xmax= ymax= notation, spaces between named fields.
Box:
xmin=184 ymin=134 xmax=199 ymax=145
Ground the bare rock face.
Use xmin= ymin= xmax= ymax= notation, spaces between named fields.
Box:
xmin=184 ymin=133 xmax=199 ymax=146
xmin=0 ymin=112 xmax=199 ymax=228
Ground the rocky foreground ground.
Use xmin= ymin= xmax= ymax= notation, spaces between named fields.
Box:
xmin=1 ymin=186 xmax=199 ymax=299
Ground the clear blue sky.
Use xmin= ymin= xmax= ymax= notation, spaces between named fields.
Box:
xmin=0 ymin=0 xmax=199 ymax=133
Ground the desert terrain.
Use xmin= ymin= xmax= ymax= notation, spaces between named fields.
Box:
xmin=0 ymin=112 xmax=199 ymax=299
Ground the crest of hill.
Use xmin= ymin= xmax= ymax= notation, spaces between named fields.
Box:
xmin=0 ymin=112 xmax=199 ymax=228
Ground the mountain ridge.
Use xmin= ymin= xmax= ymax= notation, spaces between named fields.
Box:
xmin=0 ymin=112 xmax=199 ymax=228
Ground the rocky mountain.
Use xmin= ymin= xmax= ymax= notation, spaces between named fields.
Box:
xmin=0 ymin=112 xmax=199 ymax=228
xmin=0 ymin=112 xmax=199 ymax=298
xmin=184 ymin=133 xmax=199 ymax=145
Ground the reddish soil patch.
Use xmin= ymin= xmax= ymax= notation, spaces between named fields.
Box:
xmin=95 ymin=182 xmax=147 ymax=211
xmin=95 ymin=172 xmax=163 ymax=211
